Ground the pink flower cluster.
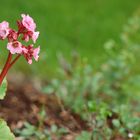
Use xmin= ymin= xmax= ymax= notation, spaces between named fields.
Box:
xmin=0 ymin=14 xmax=40 ymax=64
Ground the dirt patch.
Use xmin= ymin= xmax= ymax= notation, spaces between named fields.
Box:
xmin=0 ymin=78 xmax=89 ymax=140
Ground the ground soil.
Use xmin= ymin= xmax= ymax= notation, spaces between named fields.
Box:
xmin=0 ymin=76 xmax=89 ymax=140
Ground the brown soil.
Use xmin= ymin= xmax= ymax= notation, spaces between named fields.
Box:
xmin=0 ymin=78 xmax=89 ymax=140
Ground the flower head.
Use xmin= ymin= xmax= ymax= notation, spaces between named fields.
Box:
xmin=17 ymin=14 xmax=39 ymax=43
xmin=21 ymin=14 xmax=36 ymax=32
xmin=0 ymin=14 xmax=41 ymax=86
xmin=7 ymin=41 xmax=23 ymax=54
xmin=22 ymin=31 xmax=33 ymax=42
xmin=32 ymin=31 xmax=39 ymax=43
xmin=1 ymin=14 xmax=40 ymax=64
xmin=33 ymin=46 xmax=40 ymax=61
xmin=0 ymin=21 xmax=9 ymax=40
xmin=7 ymin=29 xmax=18 ymax=42
xmin=23 ymin=45 xmax=40 ymax=64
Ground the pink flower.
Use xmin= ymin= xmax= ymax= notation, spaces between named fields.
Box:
xmin=17 ymin=14 xmax=39 ymax=43
xmin=7 ymin=41 xmax=23 ymax=54
xmin=22 ymin=31 xmax=33 ymax=42
xmin=0 ymin=21 xmax=9 ymax=40
xmin=23 ymin=34 xmax=30 ymax=42
xmin=21 ymin=14 xmax=36 ymax=32
xmin=32 ymin=31 xmax=39 ymax=43
xmin=23 ymin=45 xmax=40 ymax=64
xmin=22 ymin=46 xmax=28 ymax=53
xmin=22 ymin=31 xmax=39 ymax=43
xmin=0 ymin=14 xmax=41 ymax=86
xmin=33 ymin=46 xmax=40 ymax=61
xmin=7 ymin=29 xmax=18 ymax=42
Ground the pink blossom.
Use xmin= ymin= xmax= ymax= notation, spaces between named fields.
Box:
xmin=32 ymin=31 xmax=39 ymax=43
xmin=22 ymin=31 xmax=33 ymax=42
xmin=22 ymin=31 xmax=39 ymax=43
xmin=7 ymin=41 xmax=23 ymax=54
xmin=17 ymin=14 xmax=39 ymax=43
xmin=23 ymin=45 xmax=40 ymax=64
xmin=7 ymin=29 xmax=18 ymax=42
xmin=33 ymin=46 xmax=40 ymax=61
xmin=23 ymin=34 xmax=30 ymax=42
xmin=22 ymin=46 xmax=28 ymax=54
xmin=22 ymin=33 xmax=30 ymax=42
xmin=21 ymin=14 xmax=36 ymax=32
xmin=0 ymin=21 xmax=9 ymax=40
xmin=0 ymin=14 xmax=41 ymax=86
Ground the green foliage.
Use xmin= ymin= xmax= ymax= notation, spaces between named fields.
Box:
xmin=0 ymin=78 xmax=7 ymax=100
xmin=0 ymin=119 xmax=15 ymax=140
xmin=7 ymin=9 xmax=140 ymax=140
xmin=76 ymin=131 xmax=91 ymax=140
xmin=15 ymin=108 xmax=68 ymax=140
xmin=15 ymin=122 xmax=68 ymax=140
xmin=0 ymin=79 xmax=14 ymax=140
xmin=112 ymin=119 xmax=120 ymax=128
xmin=42 ymin=12 xmax=140 ymax=139
xmin=15 ymin=122 xmax=47 ymax=139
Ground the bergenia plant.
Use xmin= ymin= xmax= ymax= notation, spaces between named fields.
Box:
xmin=0 ymin=14 xmax=40 ymax=139
xmin=0 ymin=14 xmax=40 ymax=86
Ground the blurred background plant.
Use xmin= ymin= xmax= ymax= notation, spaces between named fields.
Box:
xmin=41 ymin=11 xmax=140 ymax=139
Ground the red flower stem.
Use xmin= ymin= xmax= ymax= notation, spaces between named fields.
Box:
xmin=9 ymin=54 xmax=21 ymax=69
xmin=0 ymin=52 xmax=12 ymax=85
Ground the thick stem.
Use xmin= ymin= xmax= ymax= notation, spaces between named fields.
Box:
xmin=0 ymin=52 xmax=12 ymax=85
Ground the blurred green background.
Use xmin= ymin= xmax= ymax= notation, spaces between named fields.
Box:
xmin=0 ymin=0 xmax=139 ymax=79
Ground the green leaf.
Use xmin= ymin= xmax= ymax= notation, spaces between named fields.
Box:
xmin=0 ymin=119 xmax=15 ymax=140
xmin=76 ymin=131 xmax=91 ymax=140
xmin=0 ymin=79 xmax=7 ymax=100
xmin=112 ymin=119 xmax=121 ymax=128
